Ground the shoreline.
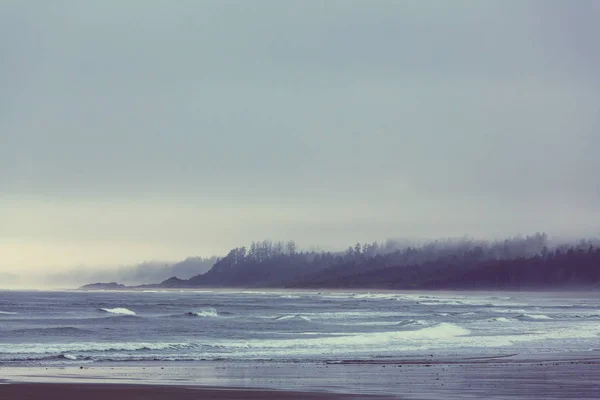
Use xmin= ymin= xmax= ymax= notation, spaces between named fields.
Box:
xmin=0 ymin=383 xmax=380 ymax=400
xmin=2 ymin=354 xmax=600 ymax=399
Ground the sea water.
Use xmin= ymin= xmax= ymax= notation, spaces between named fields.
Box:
xmin=1 ymin=290 xmax=599 ymax=365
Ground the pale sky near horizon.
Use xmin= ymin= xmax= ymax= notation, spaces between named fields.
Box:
xmin=2 ymin=1 xmax=599 ymax=274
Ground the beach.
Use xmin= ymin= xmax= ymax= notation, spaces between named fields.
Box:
xmin=2 ymin=353 xmax=600 ymax=399
xmin=0 ymin=383 xmax=371 ymax=400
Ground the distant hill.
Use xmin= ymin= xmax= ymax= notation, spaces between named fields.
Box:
xmin=80 ymin=235 xmax=600 ymax=290
xmin=46 ymin=256 xmax=218 ymax=288
xmin=80 ymin=282 xmax=126 ymax=290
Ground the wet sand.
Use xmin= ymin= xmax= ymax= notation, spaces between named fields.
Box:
xmin=2 ymin=353 xmax=600 ymax=399
xmin=0 ymin=383 xmax=377 ymax=400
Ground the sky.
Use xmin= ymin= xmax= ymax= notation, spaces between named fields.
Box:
xmin=1 ymin=0 xmax=599 ymax=275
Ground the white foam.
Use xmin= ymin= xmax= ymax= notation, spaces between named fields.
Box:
xmin=517 ymin=314 xmax=552 ymax=320
xmin=318 ymin=293 xmax=355 ymax=300
xmin=336 ymin=320 xmax=404 ymax=327
xmin=491 ymin=308 xmax=527 ymax=314
xmin=488 ymin=317 xmax=512 ymax=323
xmin=352 ymin=293 xmax=407 ymax=301
xmin=100 ymin=307 xmax=136 ymax=316
xmin=417 ymin=301 xmax=464 ymax=306
xmin=0 ymin=311 xmax=17 ymax=315
xmin=62 ymin=354 xmax=77 ymax=360
xmin=189 ymin=308 xmax=219 ymax=317
xmin=275 ymin=314 xmax=311 ymax=322
xmin=303 ymin=311 xmax=403 ymax=320
xmin=397 ymin=319 xmax=429 ymax=327
xmin=240 ymin=291 xmax=270 ymax=295
xmin=0 ymin=342 xmax=195 ymax=354
xmin=225 ymin=323 xmax=471 ymax=354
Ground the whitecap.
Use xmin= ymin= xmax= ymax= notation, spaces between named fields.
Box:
xmin=227 ymin=323 xmax=471 ymax=354
xmin=274 ymin=314 xmax=311 ymax=322
xmin=397 ymin=319 xmax=429 ymax=327
xmin=491 ymin=308 xmax=527 ymax=314
xmin=0 ymin=341 xmax=196 ymax=354
xmin=517 ymin=314 xmax=552 ymax=321
xmin=417 ymin=301 xmax=464 ymax=306
xmin=100 ymin=307 xmax=136 ymax=316
xmin=187 ymin=308 xmax=219 ymax=317
xmin=487 ymin=317 xmax=512 ymax=323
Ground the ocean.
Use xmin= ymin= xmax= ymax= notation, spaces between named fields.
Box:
xmin=1 ymin=289 xmax=599 ymax=365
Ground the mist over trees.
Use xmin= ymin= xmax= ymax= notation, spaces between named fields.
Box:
xmin=44 ymin=256 xmax=218 ymax=288
xmin=145 ymin=233 xmax=600 ymax=290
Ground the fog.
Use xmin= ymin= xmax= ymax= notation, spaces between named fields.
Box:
xmin=1 ymin=1 xmax=599 ymax=281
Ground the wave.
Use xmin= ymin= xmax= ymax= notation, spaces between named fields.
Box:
xmin=267 ymin=323 xmax=468 ymax=347
xmin=240 ymin=291 xmax=271 ymax=295
xmin=397 ymin=319 xmax=429 ymax=327
xmin=445 ymin=311 xmax=477 ymax=317
xmin=491 ymin=308 xmax=527 ymax=314
xmin=0 ymin=341 xmax=197 ymax=355
xmin=8 ymin=327 xmax=90 ymax=335
xmin=186 ymin=308 xmax=219 ymax=317
xmin=229 ymin=323 xmax=472 ymax=355
xmin=552 ymin=313 xmax=600 ymax=319
xmin=0 ymin=311 xmax=17 ymax=315
xmin=571 ymin=314 xmax=600 ymax=319
xmin=352 ymin=293 xmax=402 ymax=301
xmin=274 ymin=314 xmax=311 ymax=322
xmin=100 ymin=307 xmax=136 ymax=316
xmin=487 ymin=317 xmax=512 ymax=323
xmin=298 ymin=311 xmax=402 ymax=321
xmin=517 ymin=314 xmax=552 ymax=321
xmin=0 ymin=353 xmax=89 ymax=363
xmin=417 ymin=300 xmax=465 ymax=306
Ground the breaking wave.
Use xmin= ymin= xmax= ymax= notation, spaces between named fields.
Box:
xmin=517 ymin=314 xmax=552 ymax=321
xmin=397 ymin=319 xmax=429 ymax=327
xmin=0 ymin=311 xmax=17 ymax=315
xmin=100 ymin=307 xmax=136 ymax=316
xmin=0 ymin=354 xmax=89 ymax=363
xmin=274 ymin=314 xmax=312 ymax=322
xmin=0 ymin=341 xmax=197 ymax=355
xmin=417 ymin=300 xmax=464 ymax=306
xmin=186 ymin=308 xmax=219 ymax=317
xmin=487 ymin=317 xmax=512 ymax=323
xmin=491 ymin=308 xmax=527 ymax=314
xmin=227 ymin=323 xmax=472 ymax=356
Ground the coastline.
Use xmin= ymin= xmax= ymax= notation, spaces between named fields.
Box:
xmin=2 ymin=353 xmax=600 ymax=399
xmin=0 ymin=383 xmax=378 ymax=400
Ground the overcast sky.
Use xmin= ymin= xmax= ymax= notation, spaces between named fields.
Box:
xmin=2 ymin=0 xmax=599 ymax=274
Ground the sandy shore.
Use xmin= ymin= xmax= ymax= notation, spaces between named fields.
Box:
xmin=0 ymin=383 xmax=379 ymax=400
xmin=2 ymin=353 xmax=600 ymax=399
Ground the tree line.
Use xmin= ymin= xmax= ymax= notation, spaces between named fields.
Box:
xmin=156 ymin=233 xmax=600 ymax=289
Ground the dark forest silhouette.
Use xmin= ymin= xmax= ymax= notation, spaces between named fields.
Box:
xmin=82 ymin=233 xmax=600 ymax=290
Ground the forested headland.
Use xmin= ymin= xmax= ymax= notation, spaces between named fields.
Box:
xmin=81 ymin=233 xmax=600 ymax=290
